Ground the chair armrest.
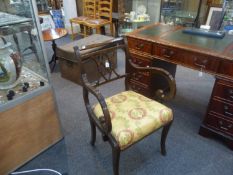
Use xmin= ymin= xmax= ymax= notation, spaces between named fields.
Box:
xmin=82 ymin=74 xmax=112 ymax=133
xmin=79 ymin=37 xmax=123 ymax=50
xmin=127 ymin=59 xmax=176 ymax=101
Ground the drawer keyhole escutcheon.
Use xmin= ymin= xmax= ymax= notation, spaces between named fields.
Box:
xmin=227 ymin=89 xmax=233 ymax=100
xmin=194 ymin=57 xmax=208 ymax=68
xmin=162 ymin=48 xmax=174 ymax=58
xmin=224 ymin=105 xmax=233 ymax=116
xmin=218 ymin=120 xmax=229 ymax=131
xmin=136 ymin=43 xmax=144 ymax=50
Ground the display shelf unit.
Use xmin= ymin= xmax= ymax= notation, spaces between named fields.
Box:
xmin=36 ymin=0 xmax=49 ymax=14
xmin=160 ymin=0 xmax=206 ymax=27
xmin=118 ymin=0 xmax=161 ymax=35
xmin=0 ymin=0 xmax=62 ymax=174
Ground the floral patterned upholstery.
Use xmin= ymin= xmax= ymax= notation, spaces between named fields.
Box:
xmin=93 ymin=91 xmax=173 ymax=150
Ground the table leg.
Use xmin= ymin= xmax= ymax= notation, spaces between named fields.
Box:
xmin=115 ymin=20 xmax=119 ymax=37
xmin=70 ymin=21 xmax=75 ymax=40
xmin=49 ymin=40 xmax=57 ymax=72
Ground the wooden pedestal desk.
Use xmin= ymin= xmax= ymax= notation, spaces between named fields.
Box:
xmin=126 ymin=23 xmax=233 ymax=150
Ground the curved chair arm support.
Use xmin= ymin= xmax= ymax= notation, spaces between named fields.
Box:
xmin=127 ymin=59 xmax=176 ymax=101
xmin=82 ymin=74 xmax=112 ymax=133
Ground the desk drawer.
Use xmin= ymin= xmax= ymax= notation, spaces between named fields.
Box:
xmin=157 ymin=45 xmax=181 ymax=61
xmin=131 ymin=72 xmax=150 ymax=85
xmin=183 ymin=53 xmax=220 ymax=73
xmin=128 ymin=37 xmax=152 ymax=54
xmin=205 ymin=113 xmax=233 ymax=136
xmin=218 ymin=60 xmax=233 ymax=77
xmin=131 ymin=55 xmax=151 ymax=67
xmin=155 ymin=45 xmax=220 ymax=73
xmin=129 ymin=81 xmax=150 ymax=97
xmin=209 ymin=99 xmax=233 ymax=120
xmin=213 ymin=80 xmax=233 ymax=103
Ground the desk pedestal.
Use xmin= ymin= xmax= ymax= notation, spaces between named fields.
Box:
xmin=199 ymin=77 xmax=233 ymax=150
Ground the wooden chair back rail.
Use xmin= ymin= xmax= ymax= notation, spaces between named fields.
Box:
xmin=81 ymin=44 xmax=125 ymax=86
xmin=83 ymin=0 xmax=97 ymax=18
xmin=98 ymin=0 xmax=112 ymax=20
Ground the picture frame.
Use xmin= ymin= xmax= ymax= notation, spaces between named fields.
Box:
xmin=206 ymin=6 xmax=223 ymax=30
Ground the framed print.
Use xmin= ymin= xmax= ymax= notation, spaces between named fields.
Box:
xmin=206 ymin=6 xmax=223 ymax=30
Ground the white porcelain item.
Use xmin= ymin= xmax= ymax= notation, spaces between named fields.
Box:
xmin=137 ymin=5 xmax=147 ymax=15
xmin=0 ymin=37 xmax=22 ymax=89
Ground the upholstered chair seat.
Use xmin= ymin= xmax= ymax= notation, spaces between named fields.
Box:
xmin=84 ymin=18 xmax=109 ymax=25
xmin=93 ymin=91 xmax=173 ymax=150
xmin=70 ymin=16 xmax=91 ymax=22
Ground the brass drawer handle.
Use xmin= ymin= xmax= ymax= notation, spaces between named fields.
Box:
xmin=135 ymin=43 xmax=144 ymax=50
xmin=218 ymin=121 xmax=233 ymax=130
xmin=218 ymin=121 xmax=229 ymax=131
xmin=223 ymin=105 xmax=233 ymax=116
xmin=194 ymin=57 xmax=208 ymax=68
xmin=161 ymin=48 xmax=174 ymax=58
xmin=228 ymin=96 xmax=233 ymax=100
xmin=227 ymin=89 xmax=233 ymax=99
xmin=228 ymin=89 xmax=233 ymax=94
xmin=224 ymin=111 xmax=233 ymax=116
xmin=220 ymin=126 xmax=229 ymax=131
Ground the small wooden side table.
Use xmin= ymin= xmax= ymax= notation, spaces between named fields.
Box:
xmin=42 ymin=28 xmax=67 ymax=72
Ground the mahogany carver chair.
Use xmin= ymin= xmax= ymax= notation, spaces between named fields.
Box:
xmin=73 ymin=37 xmax=176 ymax=175
xmin=70 ymin=0 xmax=97 ymax=39
xmin=83 ymin=0 xmax=113 ymax=36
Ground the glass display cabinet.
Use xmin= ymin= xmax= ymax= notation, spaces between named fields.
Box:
xmin=160 ymin=0 xmax=207 ymax=27
xmin=36 ymin=0 xmax=49 ymax=14
xmin=118 ymin=0 xmax=161 ymax=35
xmin=0 ymin=0 xmax=62 ymax=174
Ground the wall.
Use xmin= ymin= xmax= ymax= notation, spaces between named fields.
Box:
xmin=63 ymin=0 xmax=77 ymax=34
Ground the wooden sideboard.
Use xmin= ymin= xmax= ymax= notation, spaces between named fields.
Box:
xmin=126 ymin=23 xmax=233 ymax=150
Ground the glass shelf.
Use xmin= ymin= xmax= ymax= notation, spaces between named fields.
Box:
xmin=118 ymin=0 xmax=161 ymax=35
xmin=160 ymin=0 xmax=206 ymax=27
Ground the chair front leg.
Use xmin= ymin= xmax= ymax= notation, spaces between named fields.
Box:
xmin=89 ymin=118 xmax=96 ymax=146
xmin=161 ymin=121 xmax=173 ymax=156
xmin=70 ymin=21 xmax=74 ymax=40
xmin=96 ymin=27 xmax=101 ymax=34
xmin=112 ymin=146 xmax=120 ymax=175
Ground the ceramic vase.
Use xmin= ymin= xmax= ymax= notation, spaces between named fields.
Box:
xmin=0 ymin=37 xmax=22 ymax=89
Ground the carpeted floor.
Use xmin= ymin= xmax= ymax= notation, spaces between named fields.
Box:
xmin=16 ymin=36 xmax=233 ymax=175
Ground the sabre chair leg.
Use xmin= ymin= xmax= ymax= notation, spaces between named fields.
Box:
xmin=112 ymin=146 xmax=120 ymax=175
xmin=161 ymin=121 xmax=172 ymax=156
xmin=89 ymin=119 xmax=96 ymax=146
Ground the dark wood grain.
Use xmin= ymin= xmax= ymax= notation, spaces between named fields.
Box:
xmin=127 ymin=23 xmax=233 ymax=150
xmin=200 ymin=77 xmax=233 ymax=150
